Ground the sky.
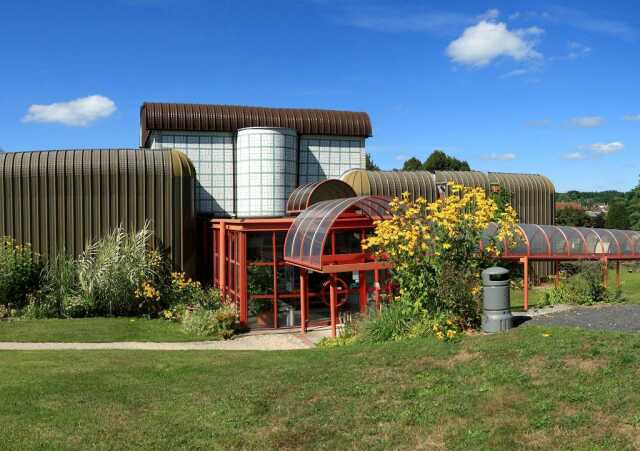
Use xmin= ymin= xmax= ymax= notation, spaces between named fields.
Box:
xmin=1 ymin=0 xmax=639 ymax=192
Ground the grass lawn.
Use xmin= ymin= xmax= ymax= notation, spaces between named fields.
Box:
xmin=511 ymin=267 xmax=640 ymax=310
xmin=1 ymin=325 xmax=640 ymax=450
xmin=0 ymin=317 xmax=211 ymax=342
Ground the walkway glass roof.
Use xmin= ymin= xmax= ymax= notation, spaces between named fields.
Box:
xmin=284 ymin=195 xmax=640 ymax=273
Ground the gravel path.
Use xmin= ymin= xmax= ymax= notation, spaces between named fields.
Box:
xmin=0 ymin=328 xmax=332 ymax=351
xmin=525 ymin=303 xmax=640 ymax=332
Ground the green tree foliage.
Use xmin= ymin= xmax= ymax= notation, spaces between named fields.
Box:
xmin=606 ymin=198 xmax=630 ymax=229
xmin=365 ymin=153 xmax=379 ymax=170
xmin=555 ymin=202 xmax=588 ymax=226
xmin=402 ymin=157 xmax=423 ymax=171
xmin=556 ymin=190 xmax=625 ymax=208
xmin=423 ymin=150 xmax=470 ymax=171
xmin=400 ymin=150 xmax=471 ymax=172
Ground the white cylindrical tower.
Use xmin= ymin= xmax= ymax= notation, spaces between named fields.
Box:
xmin=236 ymin=127 xmax=297 ymax=217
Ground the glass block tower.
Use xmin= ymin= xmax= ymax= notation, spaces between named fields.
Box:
xmin=140 ymin=103 xmax=372 ymax=218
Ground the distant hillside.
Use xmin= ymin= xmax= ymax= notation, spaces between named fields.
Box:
xmin=556 ymin=190 xmax=625 ymax=207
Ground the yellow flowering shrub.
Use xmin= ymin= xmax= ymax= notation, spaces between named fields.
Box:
xmin=362 ymin=183 xmax=519 ymax=330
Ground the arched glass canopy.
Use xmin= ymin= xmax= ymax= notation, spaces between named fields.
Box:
xmin=498 ymin=224 xmax=640 ymax=260
xmin=284 ymin=196 xmax=391 ymax=271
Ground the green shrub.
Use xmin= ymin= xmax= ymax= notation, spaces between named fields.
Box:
xmin=181 ymin=305 xmax=238 ymax=339
xmin=0 ymin=237 xmax=41 ymax=309
xmin=360 ymin=302 xmax=415 ymax=343
xmin=37 ymin=253 xmax=79 ymax=318
xmin=77 ymin=223 xmax=162 ymax=316
xmin=164 ymin=272 xmax=222 ymax=310
xmin=543 ymin=262 xmax=608 ymax=306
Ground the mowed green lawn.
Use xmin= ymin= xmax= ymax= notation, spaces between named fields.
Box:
xmin=511 ymin=267 xmax=640 ymax=310
xmin=1 ymin=326 xmax=640 ymax=450
xmin=0 ymin=317 xmax=207 ymax=342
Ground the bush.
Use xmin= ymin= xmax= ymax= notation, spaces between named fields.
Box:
xmin=77 ymin=223 xmax=163 ymax=316
xmin=0 ymin=237 xmax=41 ymax=309
xmin=163 ymin=272 xmax=222 ymax=310
xmin=543 ymin=262 xmax=608 ymax=306
xmin=181 ymin=305 xmax=238 ymax=339
xmin=38 ymin=253 xmax=79 ymax=318
xmin=361 ymin=184 xmax=520 ymax=341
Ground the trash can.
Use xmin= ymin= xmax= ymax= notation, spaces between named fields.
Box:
xmin=481 ymin=266 xmax=513 ymax=333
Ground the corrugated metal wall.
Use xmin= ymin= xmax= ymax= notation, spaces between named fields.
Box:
xmin=342 ymin=169 xmax=555 ymax=225
xmin=341 ymin=169 xmax=556 ymax=280
xmin=0 ymin=149 xmax=197 ymax=274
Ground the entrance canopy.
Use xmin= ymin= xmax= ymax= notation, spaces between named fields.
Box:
xmin=284 ymin=196 xmax=391 ymax=272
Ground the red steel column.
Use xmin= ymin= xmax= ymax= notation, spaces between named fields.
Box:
xmin=299 ymin=270 xmax=307 ymax=334
xmin=374 ymin=269 xmax=381 ymax=311
xmin=218 ymin=221 xmax=226 ymax=294
xmin=330 ymin=273 xmax=337 ymax=338
xmin=616 ymin=261 xmax=621 ymax=288
xmin=603 ymin=257 xmax=609 ymax=289
xmin=521 ymin=257 xmax=529 ymax=312
xmin=272 ymin=232 xmax=279 ymax=329
xmin=359 ymin=270 xmax=367 ymax=313
xmin=238 ymin=232 xmax=248 ymax=327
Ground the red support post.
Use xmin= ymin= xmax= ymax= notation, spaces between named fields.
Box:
xmin=603 ymin=257 xmax=609 ymax=289
xmin=238 ymin=232 xmax=248 ymax=327
xmin=218 ymin=221 xmax=226 ymax=294
xmin=330 ymin=273 xmax=338 ymax=338
xmin=299 ymin=270 xmax=307 ymax=334
xmin=521 ymin=257 xmax=529 ymax=312
xmin=374 ymin=269 xmax=381 ymax=311
xmin=272 ymin=232 xmax=279 ymax=328
xmin=359 ymin=270 xmax=367 ymax=313
xmin=554 ymin=261 xmax=560 ymax=288
xmin=616 ymin=261 xmax=621 ymax=289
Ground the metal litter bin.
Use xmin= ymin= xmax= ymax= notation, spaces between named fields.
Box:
xmin=481 ymin=266 xmax=513 ymax=333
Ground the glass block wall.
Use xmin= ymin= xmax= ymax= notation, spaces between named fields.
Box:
xmin=236 ymin=128 xmax=297 ymax=217
xmin=298 ymin=136 xmax=365 ymax=184
xmin=148 ymin=131 xmax=235 ymax=216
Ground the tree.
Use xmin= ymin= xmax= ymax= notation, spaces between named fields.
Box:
xmin=365 ymin=152 xmax=379 ymax=170
xmin=555 ymin=202 xmax=588 ymax=227
xmin=606 ymin=198 xmax=630 ymax=229
xmin=400 ymin=150 xmax=471 ymax=172
xmin=402 ymin=157 xmax=423 ymax=171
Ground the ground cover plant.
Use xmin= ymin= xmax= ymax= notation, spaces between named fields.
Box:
xmin=1 ymin=325 xmax=639 ymax=450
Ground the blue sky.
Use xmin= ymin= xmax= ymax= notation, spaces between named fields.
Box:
xmin=1 ymin=0 xmax=639 ymax=192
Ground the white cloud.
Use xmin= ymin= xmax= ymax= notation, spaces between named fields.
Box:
xmin=563 ymin=152 xmax=587 ymax=160
xmin=570 ymin=116 xmax=604 ymax=128
xmin=583 ymin=141 xmax=624 ymax=155
xmin=624 ymin=114 xmax=640 ymax=122
xmin=395 ymin=154 xmax=407 ymax=161
xmin=23 ymin=95 xmax=116 ymax=127
xmin=500 ymin=68 xmax=529 ymax=78
xmin=481 ymin=152 xmax=516 ymax=161
xmin=446 ymin=20 xmax=543 ymax=66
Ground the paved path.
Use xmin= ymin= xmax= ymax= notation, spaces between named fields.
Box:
xmin=524 ymin=303 xmax=640 ymax=333
xmin=0 ymin=327 xmax=332 ymax=351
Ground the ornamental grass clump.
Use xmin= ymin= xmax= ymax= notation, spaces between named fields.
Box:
xmin=77 ymin=222 xmax=164 ymax=316
xmin=362 ymin=183 xmax=519 ymax=340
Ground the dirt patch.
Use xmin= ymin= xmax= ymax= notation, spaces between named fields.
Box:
xmin=522 ymin=355 xmax=548 ymax=382
xmin=563 ymin=357 xmax=607 ymax=373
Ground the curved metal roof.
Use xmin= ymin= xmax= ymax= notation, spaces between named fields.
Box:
xmin=140 ymin=102 xmax=373 ymax=146
xmin=341 ymin=169 xmax=555 ymax=225
xmin=287 ymin=179 xmax=356 ymax=214
xmin=0 ymin=149 xmax=196 ymax=272
xmin=284 ymin=196 xmax=390 ymax=271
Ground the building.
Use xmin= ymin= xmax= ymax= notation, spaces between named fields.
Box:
xmin=0 ymin=101 xmax=562 ymax=334
xmin=140 ymin=103 xmax=372 ymax=217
